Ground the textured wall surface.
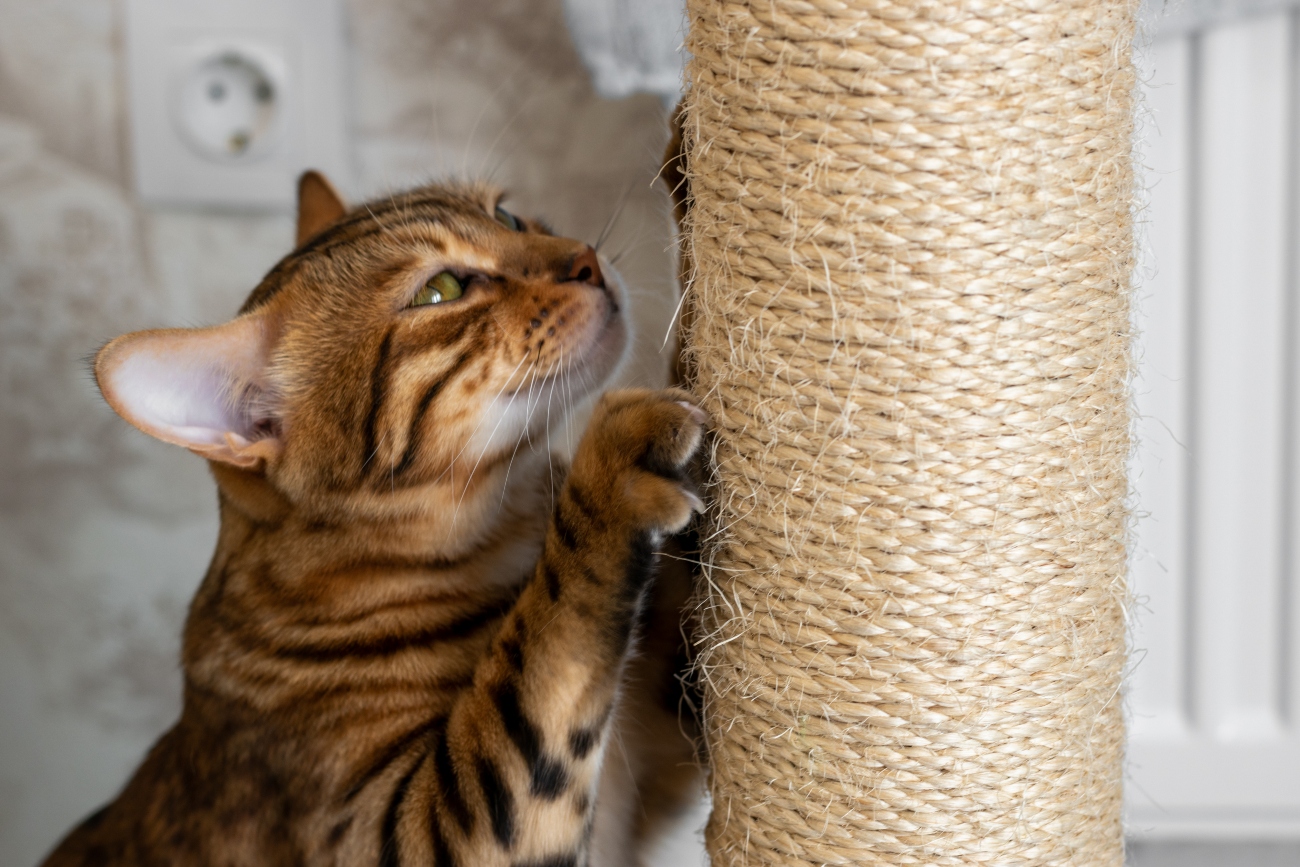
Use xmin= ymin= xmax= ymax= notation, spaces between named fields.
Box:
xmin=0 ymin=2 xmax=687 ymax=864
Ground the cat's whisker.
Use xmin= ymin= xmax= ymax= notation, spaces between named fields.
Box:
xmin=429 ymin=96 xmax=447 ymax=179
xmin=361 ymin=430 xmax=389 ymax=472
xmin=362 ymin=199 xmax=422 ymax=252
xmin=604 ymin=208 xmax=652 ymax=269
xmin=543 ymin=354 xmax=560 ymax=510
xmin=662 ymin=285 xmax=691 ymax=353
xmin=476 ymin=98 xmax=532 ymax=183
xmin=459 ymin=74 xmax=519 ymax=183
xmin=527 ymin=354 xmax=562 ymax=455
xmin=498 ymin=392 xmax=540 ymax=509
xmin=501 ymin=353 xmax=563 ymax=509
xmin=608 ymin=247 xmax=634 ymax=269
xmin=529 ymin=351 xmax=558 ymax=418
xmin=594 ymin=182 xmax=636 ymax=254
xmin=561 ymin=347 xmax=578 ymax=458
xmin=451 ymin=356 xmax=540 ymax=525
xmin=514 ymin=355 xmax=548 ymax=452
xmin=535 ymin=359 xmax=563 ymax=436
xmin=430 ymin=350 xmax=534 ymax=489
xmin=483 ymin=152 xmax=512 ymax=186
xmin=385 ymin=192 xmax=425 ymax=249
xmin=469 ymin=355 xmax=537 ymax=477
xmin=551 ymin=349 xmax=564 ymax=458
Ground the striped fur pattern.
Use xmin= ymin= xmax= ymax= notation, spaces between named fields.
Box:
xmin=40 ymin=175 xmax=704 ymax=867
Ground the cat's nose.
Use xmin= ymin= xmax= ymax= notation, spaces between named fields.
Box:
xmin=566 ymin=245 xmax=604 ymax=289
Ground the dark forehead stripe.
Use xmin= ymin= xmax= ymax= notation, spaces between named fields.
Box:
xmin=239 ymin=183 xmax=500 ymax=313
xmin=240 ymin=210 xmax=443 ymax=313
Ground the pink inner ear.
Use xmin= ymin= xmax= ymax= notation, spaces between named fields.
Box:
xmin=114 ymin=346 xmax=247 ymax=445
xmin=98 ymin=317 xmax=272 ymax=452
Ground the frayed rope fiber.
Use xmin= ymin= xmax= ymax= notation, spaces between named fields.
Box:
xmin=681 ymin=1 xmax=1136 ymax=865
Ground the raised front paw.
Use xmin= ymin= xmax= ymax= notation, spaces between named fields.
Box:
xmin=568 ymin=388 xmax=707 ymax=536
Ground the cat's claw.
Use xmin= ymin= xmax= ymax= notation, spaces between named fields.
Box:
xmin=570 ymin=388 xmax=709 ymax=534
xmin=676 ymin=400 xmax=708 ymax=426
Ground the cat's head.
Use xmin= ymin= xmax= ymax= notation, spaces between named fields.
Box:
xmin=95 ymin=172 xmax=628 ymax=515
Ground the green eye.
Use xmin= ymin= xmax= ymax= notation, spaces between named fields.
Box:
xmin=494 ymin=206 xmax=521 ymax=231
xmin=411 ymin=271 xmax=464 ymax=307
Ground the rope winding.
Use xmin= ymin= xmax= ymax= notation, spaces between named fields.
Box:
xmin=681 ymin=1 xmax=1135 ymax=864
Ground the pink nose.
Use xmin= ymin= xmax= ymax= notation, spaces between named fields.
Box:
xmin=567 ymin=246 xmax=604 ymax=288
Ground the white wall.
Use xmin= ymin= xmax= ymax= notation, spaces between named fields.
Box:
xmin=1128 ymin=5 xmax=1300 ymax=838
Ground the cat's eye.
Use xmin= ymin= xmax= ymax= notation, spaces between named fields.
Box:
xmin=411 ymin=271 xmax=464 ymax=307
xmin=495 ymin=206 xmax=522 ymax=232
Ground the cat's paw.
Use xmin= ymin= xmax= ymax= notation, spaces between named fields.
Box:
xmin=571 ymin=388 xmax=707 ymax=536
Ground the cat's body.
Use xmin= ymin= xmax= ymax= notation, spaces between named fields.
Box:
xmin=40 ymin=175 xmax=702 ymax=867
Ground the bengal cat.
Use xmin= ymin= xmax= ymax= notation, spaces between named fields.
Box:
xmin=39 ymin=172 xmax=705 ymax=867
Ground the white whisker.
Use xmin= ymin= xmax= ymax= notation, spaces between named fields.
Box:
xmin=501 ymin=352 xmax=564 ymax=508
xmin=595 ymin=182 xmax=635 ymax=252
xmin=430 ymin=350 xmax=533 ymax=488
xmin=450 ymin=355 xmax=541 ymax=525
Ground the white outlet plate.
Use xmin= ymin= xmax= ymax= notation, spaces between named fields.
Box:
xmin=125 ymin=0 xmax=350 ymax=209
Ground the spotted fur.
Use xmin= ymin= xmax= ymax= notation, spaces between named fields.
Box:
xmin=39 ymin=173 xmax=703 ymax=867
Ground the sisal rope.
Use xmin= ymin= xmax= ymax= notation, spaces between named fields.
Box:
xmin=680 ymin=1 xmax=1135 ymax=865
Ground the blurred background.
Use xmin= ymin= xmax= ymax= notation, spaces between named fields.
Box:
xmin=0 ymin=0 xmax=1297 ymax=865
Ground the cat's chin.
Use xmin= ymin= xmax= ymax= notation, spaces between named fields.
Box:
xmin=578 ymin=300 xmax=629 ymax=386
xmin=469 ymin=301 xmax=627 ymax=462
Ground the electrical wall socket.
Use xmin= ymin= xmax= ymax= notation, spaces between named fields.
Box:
xmin=125 ymin=0 xmax=350 ymax=209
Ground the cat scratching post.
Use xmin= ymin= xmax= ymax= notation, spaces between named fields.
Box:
xmin=680 ymin=1 xmax=1135 ymax=865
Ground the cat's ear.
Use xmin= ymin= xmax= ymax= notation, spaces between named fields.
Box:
xmin=94 ymin=313 xmax=283 ymax=470
xmin=296 ymin=170 xmax=347 ymax=246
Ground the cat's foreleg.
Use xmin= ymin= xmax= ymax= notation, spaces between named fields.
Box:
xmin=390 ymin=389 xmax=705 ymax=867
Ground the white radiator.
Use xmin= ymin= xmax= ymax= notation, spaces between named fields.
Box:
xmin=1131 ymin=5 xmax=1300 ymax=837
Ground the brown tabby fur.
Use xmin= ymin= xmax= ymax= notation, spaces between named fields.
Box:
xmin=39 ymin=169 xmax=704 ymax=867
